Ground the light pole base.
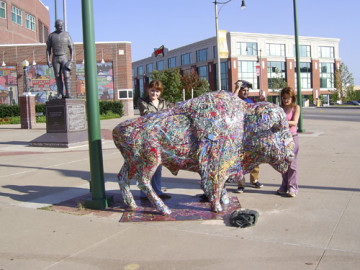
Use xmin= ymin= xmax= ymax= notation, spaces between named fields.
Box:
xmin=84 ymin=195 xmax=114 ymax=210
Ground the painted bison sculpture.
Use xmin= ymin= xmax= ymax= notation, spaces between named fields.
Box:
xmin=113 ymin=90 xmax=295 ymax=215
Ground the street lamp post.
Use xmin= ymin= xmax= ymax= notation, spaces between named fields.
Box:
xmin=293 ymin=0 xmax=304 ymax=132
xmin=22 ymin=60 xmax=30 ymax=93
xmin=214 ymin=0 xmax=246 ymax=91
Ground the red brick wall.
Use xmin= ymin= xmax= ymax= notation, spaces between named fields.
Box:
xmin=312 ymin=60 xmax=320 ymax=99
xmin=286 ymin=58 xmax=295 ymax=90
xmin=228 ymin=58 xmax=238 ymax=92
xmin=0 ymin=0 xmax=50 ymax=44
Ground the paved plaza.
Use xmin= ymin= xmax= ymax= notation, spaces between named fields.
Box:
xmin=0 ymin=113 xmax=359 ymax=269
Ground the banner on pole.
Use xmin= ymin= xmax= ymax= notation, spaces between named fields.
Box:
xmin=219 ymin=30 xmax=228 ymax=58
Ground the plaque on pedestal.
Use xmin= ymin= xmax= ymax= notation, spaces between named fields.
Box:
xmin=30 ymin=99 xmax=88 ymax=148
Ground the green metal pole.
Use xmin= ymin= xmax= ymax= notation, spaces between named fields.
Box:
xmin=54 ymin=0 xmax=57 ymax=22
xmin=81 ymin=0 xmax=113 ymax=209
xmin=293 ymin=0 xmax=305 ymax=132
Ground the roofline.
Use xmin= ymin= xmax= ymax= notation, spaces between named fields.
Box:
xmin=0 ymin=41 xmax=131 ymax=47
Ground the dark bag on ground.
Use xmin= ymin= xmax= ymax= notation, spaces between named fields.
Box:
xmin=230 ymin=209 xmax=259 ymax=228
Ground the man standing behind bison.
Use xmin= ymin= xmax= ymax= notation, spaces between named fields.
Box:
xmin=233 ymin=80 xmax=265 ymax=193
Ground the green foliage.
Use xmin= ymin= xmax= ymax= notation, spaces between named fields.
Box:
xmin=0 ymin=101 xmax=124 ymax=119
xmin=335 ymin=63 xmax=355 ymax=102
xmin=0 ymin=104 xmax=20 ymax=118
xmin=268 ymin=68 xmax=288 ymax=91
xmin=151 ymin=68 xmax=183 ymax=103
xmin=151 ymin=68 xmax=210 ymax=103
xmin=98 ymin=101 xmax=124 ymax=117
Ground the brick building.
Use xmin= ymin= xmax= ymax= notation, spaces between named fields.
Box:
xmin=132 ymin=32 xmax=341 ymax=105
xmin=0 ymin=0 xmax=50 ymax=44
xmin=0 ymin=41 xmax=134 ymax=116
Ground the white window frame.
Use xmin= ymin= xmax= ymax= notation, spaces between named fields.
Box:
xmin=0 ymin=1 xmax=6 ymax=19
xmin=25 ymin=13 xmax=36 ymax=31
xmin=11 ymin=5 xmax=22 ymax=25
xmin=117 ymin=89 xmax=133 ymax=100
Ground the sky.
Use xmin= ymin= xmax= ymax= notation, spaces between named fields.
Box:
xmin=40 ymin=0 xmax=360 ymax=85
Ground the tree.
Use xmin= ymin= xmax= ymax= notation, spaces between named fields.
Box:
xmin=181 ymin=69 xmax=210 ymax=99
xmin=151 ymin=68 xmax=210 ymax=103
xmin=335 ymin=63 xmax=354 ymax=102
xmin=151 ymin=68 xmax=183 ymax=103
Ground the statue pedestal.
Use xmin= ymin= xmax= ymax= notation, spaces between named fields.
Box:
xmin=19 ymin=93 xmax=36 ymax=129
xmin=30 ymin=99 xmax=88 ymax=148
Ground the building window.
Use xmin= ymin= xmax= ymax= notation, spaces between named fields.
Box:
xmin=294 ymin=45 xmax=311 ymax=57
xmin=267 ymin=61 xmax=286 ymax=89
xmin=25 ymin=13 xmax=36 ymax=31
xmin=213 ymin=46 xmax=217 ymax=59
xmin=295 ymin=62 xmax=312 ymax=89
xmin=215 ymin=62 xmax=228 ymax=91
xmin=132 ymin=67 xmax=135 ymax=77
xmin=318 ymin=46 xmax=334 ymax=58
xmin=236 ymin=42 xmax=258 ymax=56
xmin=320 ymin=63 xmax=334 ymax=88
xmin=11 ymin=5 xmax=22 ymax=25
xmin=181 ymin=53 xmax=192 ymax=65
xmin=238 ymin=61 xmax=258 ymax=89
xmin=0 ymin=1 xmax=6 ymax=19
xmin=197 ymin=65 xmax=208 ymax=81
xmin=38 ymin=20 xmax=44 ymax=42
xmin=266 ymin=43 xmax=285 ymax=57
xmin=44 ymin=26 xmax=49 ymax=40
xmin=196 ymin=48 xmax=208 ymax=62
xmin=137 ymin=66 xmax=143 ymax=76
xmin=168 ymin=57 xmax=176 ymax=68
xmin=156 ymin=60 xmax=164 ymax=71
xmin=118 ymin=89 xmax=133 ymax=100
xmin=146 ymin=63 xmax=153 ymax=74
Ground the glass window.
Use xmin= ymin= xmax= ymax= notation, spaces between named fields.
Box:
xmin=318 ymin=46 xmax=334 ymax=58
xmin=137 ymin=66 xmax=143 ymax=76
xmin=139 ymin=78 xmax=144 ymax=97
xmin=320 ymin=63 xmax=334 ymax=88
xmin=266 ymin=43 xmax=285 ymax=56
xmin=215 ymin=62 xmax=228 ymax=90
xmin=25 ymin=13 xmax=36 ymax=31
xmin=11 ymin=5 xmax=22 ymax=25
xmin=156 ymin=60 xmax=164 ymax=71
xmin=294 ymin=45 xmax=311 ymax=57
xmin=181 ymin=53 xmax=192 ymax=65
xmin=196 ymin=48 xmax=208 ymax=62
xmin=146 ymin=63 xmax=153 ymax=74
xmin=168 ymin=57 xmax=176 ymax=68
xmin=236 ymin=42 xmax=258 ymax=56
xmin=38 ymin=20 xmax=44 ymax=42
xmin=295 ymin=62 xmax=312 ymax=89
xmin=267 ymin=61 xmax=286 ymax=89
xmin=197 ymin=65 xmax=208 ymax=81
xmin=0 ymin=1 xmax=6 ymax=19
xmin=44 ymin=26 xmax=49 ymax=40
xmin=238 ymin=61 xmax=258 ymax=89
xmin=213 ymin=46 xmax=217 ymax=59
xmin=132 ymin=67 xmax=135 ymax=77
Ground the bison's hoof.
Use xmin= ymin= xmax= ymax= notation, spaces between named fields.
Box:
xmin=161 ymin=207 xmax=172 ymax=215
xmin=211 ymin=203 xmax=223 ymax=213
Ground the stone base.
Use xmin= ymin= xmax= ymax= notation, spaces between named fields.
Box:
xmin=29 ymin=130 xmax=88 ymax=148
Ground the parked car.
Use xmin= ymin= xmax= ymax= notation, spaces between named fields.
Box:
xmin=345 ymin=100 xmax=360 ymax=105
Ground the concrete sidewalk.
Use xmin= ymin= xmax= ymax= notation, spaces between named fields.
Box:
xmin=0 ymin=115 xmax=359 ymax=270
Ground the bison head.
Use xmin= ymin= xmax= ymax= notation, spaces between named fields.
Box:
xmin=241 ymin=102 xmax=295 ymax=174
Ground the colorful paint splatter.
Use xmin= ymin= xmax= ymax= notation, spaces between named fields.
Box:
xmin=113 ymin=90 xmax=295 ymax=215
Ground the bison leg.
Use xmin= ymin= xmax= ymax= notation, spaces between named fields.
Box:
xmin=220 ymin=187 xmax=230 ymax=205
xmin=202 ymin=176 xmax=223 ymax=213
xmin=117 ymin=163 xmax=137 ymax=209
xmin=136 ymin=169 xmax=171 ymax=215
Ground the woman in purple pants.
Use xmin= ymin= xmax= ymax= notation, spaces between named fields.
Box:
xmin=277 ymin=87 xmax=300 ymax=197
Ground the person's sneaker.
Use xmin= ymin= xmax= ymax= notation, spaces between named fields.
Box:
xmin=276 ymin=189 xmax=287 ymax=195
xmin=250 ymin=181 xmax=264 ymax=188
xmin=234 ymin=187 xmax=245 ymax=193
xmin=288 ymin=192 xmax=296 ymax=197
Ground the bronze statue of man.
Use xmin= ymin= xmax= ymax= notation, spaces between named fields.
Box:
xmin=46 ymin=19 xmax=73 ymax=98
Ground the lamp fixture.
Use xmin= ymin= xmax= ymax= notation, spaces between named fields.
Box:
xmin=1 ymin=51 xmax=5 ymax=67
xmin=101 ymin=49 xmax=105 ymax=64
xmin=22 ymin=59 xmax=29 ymax=68
xmin=32 ymin=50 xmax=37 ymax=66
xmin=241 ymin=0 xmax=246 ymax=10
